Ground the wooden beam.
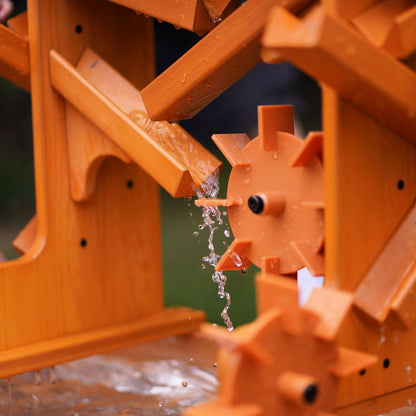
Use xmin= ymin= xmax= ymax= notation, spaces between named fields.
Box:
xmin=0 ymin=22 xmax=29 ymax=90
xmin=108 ymin=0 xmax=237 ymax=34
xmin=50 ymin=49 xmax=221 ymax=197
xmin=141 ymin=0 xmax=313 ymax=121
xmin=262 ymin=5 xmax=416 ymax=145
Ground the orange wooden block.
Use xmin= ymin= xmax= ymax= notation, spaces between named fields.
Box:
xmin=109 ymin=0 xmax=237 ymax=34
xmin=0 ymin=21 xmax=29 ymax=90
xmin=262 ymin=5 xmax=416 ymax=146
xmin=352 ymin=0 xmax=416 ymax=59
xmin=355 ymin=202 xmax=416 ymax=324
xmin=141 ymin=0 xmax=314 ymax=121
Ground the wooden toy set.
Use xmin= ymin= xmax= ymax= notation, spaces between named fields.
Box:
xmin=0 ymin=0 xmax=415 ymax=415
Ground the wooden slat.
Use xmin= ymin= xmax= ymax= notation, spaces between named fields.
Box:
xmin=141 ymin=0 xmax=313 ymax=121
xmin=0 ymin=307 xmax=205 ymax=379
xmin=0 ymin=22 xmax=29 ymax=90
xmin=354 ymin=203 xmax=416 ymax=323
xmin=262 ymin=5 xmax=416 ymax=145
xmin=50 ymin=49 xmax=198 ymax=198
xmin=109 ymin=0 xmax=237 ymax=33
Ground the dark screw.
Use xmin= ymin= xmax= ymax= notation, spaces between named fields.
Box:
xmin=397 ymin=180 xmax=405 ymax=190
xmin=248 ymin=195 xmax=264 ymax=214
xmin=303 ymin=384 xmax=318 ymax=404
xmin=75 ymin=24 xmax=83 ymax=33
xmin=80 ymin=238 xmax=87 ymax=247
xmin=383 ymin=358 xmax=390 ymax=369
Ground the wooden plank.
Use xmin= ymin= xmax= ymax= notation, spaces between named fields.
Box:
xmin=352 ymin=0 xmax=416 ymax=59
xmin=262 ymin=5 xmax=416 ymax=145
xmin=141 ymin=0 xmax=313 ymax=121
xmin=50 ymin=49 xmax=197 ymax=198
xmin=0 ymin=307 xmax=205 ymax=378
xmin=355 ymin=203 xmax=416 ymax=323
xmin=109 ymin=0 xmax=237 ymax=33
xmin=321 ymin=0 xmax=382 ymax=20
xmin=0 ymin=22 xmax=29 ymax=90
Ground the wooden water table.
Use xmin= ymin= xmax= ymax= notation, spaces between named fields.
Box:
xmin=1 ymin=0 xmax=416 ymax=415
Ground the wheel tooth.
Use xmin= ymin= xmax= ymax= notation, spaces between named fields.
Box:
xmin=303 ymin=288 xmax=353 ymax=341
xmin=261 ymin=256 xmax=281 ymax=275
xmin=291 ymin=241 xmax=325 ymax=276
xmin=290 ymin=131 xmax=323 ymax=167
xmin=216 ymin=238 xmax=252 ymax=271
xmin=212 ymin=134 xmax=251 ymax=167
xmin=302 ymin=200 xmax=325 ymax=210
xmin=330 ymin=347 xmax=377 ymax=378
xmin=195 ymin=197 xmax=242 ymax=207
xmin=258 ymin=105 xmax=294 ymax=151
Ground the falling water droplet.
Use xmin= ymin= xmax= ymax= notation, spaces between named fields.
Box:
xmin=158 ymin=402 xmax=163 ymax=408
xmin=193 ymin=231 xmax=199 ymax=237
xmin=34 ymin=371 xmax=42 ymax=385
xmin=213 ymin=362 xmax=218 ymax=368
xmin=49 ymin=367 xmax=57 ymax=383
xmin=182 ymin=380 xmax=188 ymax=388
xmin=240 ymin=268 xmax=247 ymax=275
xmin=189 ymin=358 xmax=194 ymax=364
xmin=228 ymin=249 xmax=243 ymax=267
xmin=224 ymin=230 xmax=230 ymax=237
xmin=201 ymin=264 xmax=206 ymax=269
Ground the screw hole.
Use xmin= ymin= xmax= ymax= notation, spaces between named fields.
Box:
xmin=303 ymin=384 xmax=318 ymax=404
xmin=126 ymin=180 xmax=134 ymax=189
xmin=397 ymin=180 xmax=405 ymax=190
xmin=359 ymin=369 xmax=366 ymax=376
xmin=80 ymin=238 xmax=87 ymax=247
xmin=75 ymin=24 xmax=83 ymax=34
xmin=383 ymin=358 xmax=390 ymax=369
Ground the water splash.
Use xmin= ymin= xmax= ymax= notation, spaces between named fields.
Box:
xmin=195 ymin=171 xmax=233 ymax=331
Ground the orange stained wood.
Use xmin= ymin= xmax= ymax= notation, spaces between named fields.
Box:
xmin=323 ymin=76 xmax=416 ymax=412
xmin=262 ymin=5 xmax=416 ymax=146
xmin=7 ymin=11 xmax=29 ymax=38
xmin=50 ymin=49 xmax=221 ymax=198
xmin=141 ymin=0 xmax=314 ymax=121
xmin=0 ymin=20 xmax=30 ymax=90
xmin=354 ymin=202 xmax=416 ymax=325
xmin=12 ymin=215 xmax=37 ymax=255
xmin=0 ymin=0 xmax=201 ymax=378
xmin=108 ymin=0 xmax=237 ymax=34
xmin=55 ymin=48 xmax=221 ymax=201
xmin=351 ymin=0 xmax=416 ymax=59
xmin=191 ymin=276 xmax=376 ymax=416
xmin=321 ymin=0 xmax=381 ymax=20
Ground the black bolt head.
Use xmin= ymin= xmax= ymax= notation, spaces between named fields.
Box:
xmin=248 ymin=195 xmax=264 ymax=214
xmin=303 ymin=384 xmax=318 ymax=404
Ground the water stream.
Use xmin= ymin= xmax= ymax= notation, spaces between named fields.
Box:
xmin=195 ymin=171 xmax=233 ymax=331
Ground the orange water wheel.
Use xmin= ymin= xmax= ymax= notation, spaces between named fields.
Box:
xmin=196 ymin=105 xmax=325 ymax=276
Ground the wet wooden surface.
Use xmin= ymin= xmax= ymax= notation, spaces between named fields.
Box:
xmin=0 ymin=333 xmax=415 ymax=415
xmin=0 ymin=335 xmax=218 ymax=415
